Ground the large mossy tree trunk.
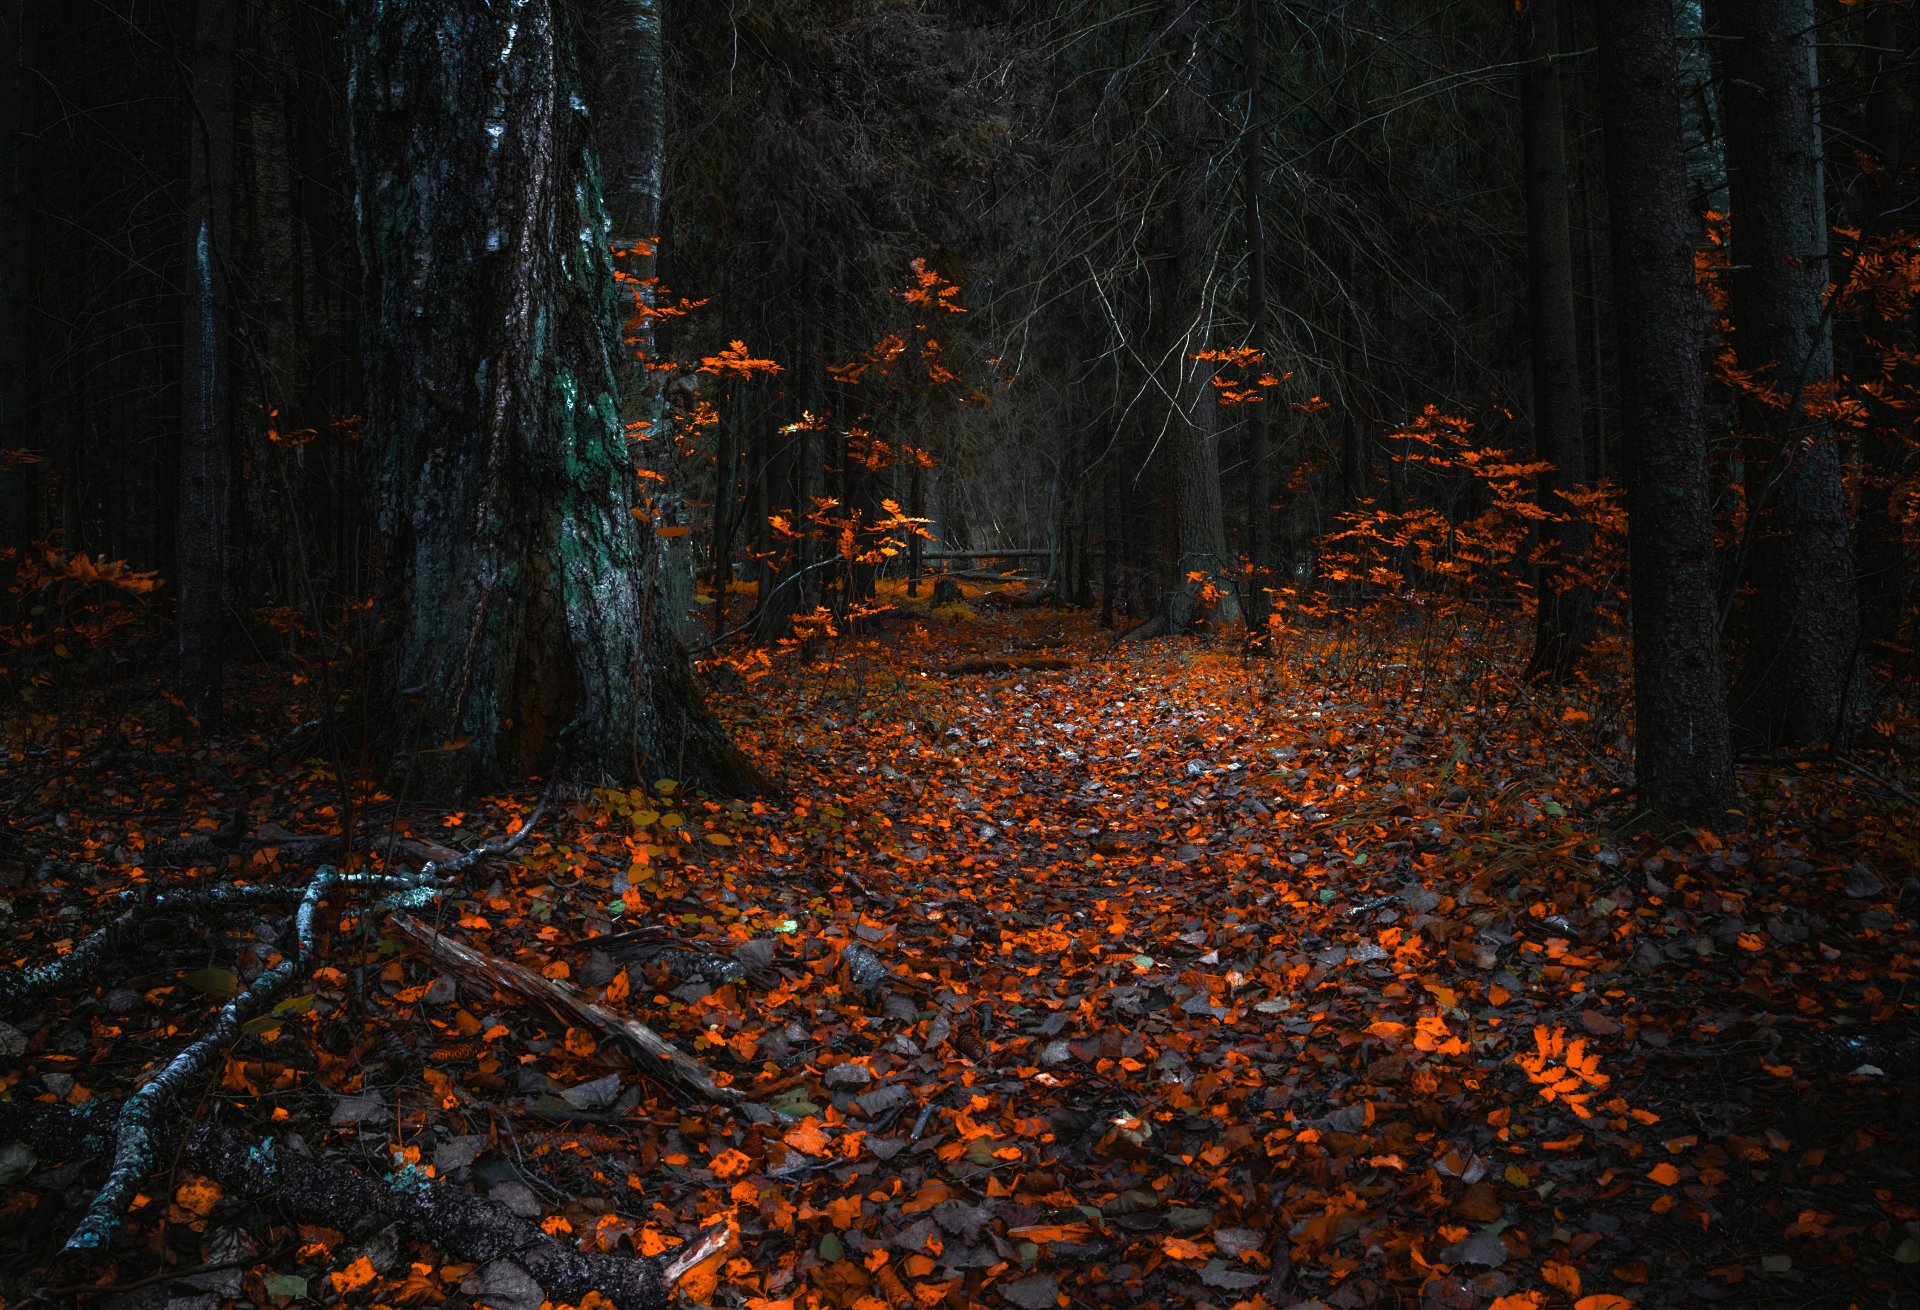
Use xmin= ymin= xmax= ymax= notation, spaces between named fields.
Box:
xmin=1594 ymin=0 xmax=1734 ymax=824
xmin=1710 ymin=0 xmax=1862 ymax=747
xmin=347 ymin=0 xmax=755 ymax=800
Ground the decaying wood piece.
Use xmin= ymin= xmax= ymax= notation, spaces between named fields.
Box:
xmin=0 ymin=1106 xmax=728 ymax=1310
xmin=390 ymin=915 xmax=741 ymax=1104
xmin=183 ymin=1126 xmax=731 ymax=1310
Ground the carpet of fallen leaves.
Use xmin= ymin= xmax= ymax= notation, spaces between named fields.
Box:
xmin=2 ymin=598 xmax=1917 ymax=1310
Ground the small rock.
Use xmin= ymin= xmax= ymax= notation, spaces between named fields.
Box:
xmin=42 ymin=1072 xmax=73 ymax=1098
xmin=0 ymin=1021 xmax=24 ymax=1057
xmin=103 ymin=988 xmax=142 ymax=1016
xmin=423 ymin=974 xmax=458 ymax=1006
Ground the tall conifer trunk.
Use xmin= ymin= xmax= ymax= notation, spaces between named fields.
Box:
xmin=1240 ymin=0 xmax=1273 ymax=648
xmin=1711 ymin=0 xmax=1861 ymax=747
xmin=347 ymin=0 xmax=753 ymax=799
xmin=1163 ymin=0 xmax=1239 ymax=631
xmin=177 ymin=0 xmax=237 ymax=734
xmin=0 ymin=0 xmax=33 ymax=552
xmin=1518 ymin=0 xmax=1593 ymax=683
xmin=1594 ymin=0 xmax=1733 ymax=823
xmin=594 ymin=0 xmax=696 ymax=643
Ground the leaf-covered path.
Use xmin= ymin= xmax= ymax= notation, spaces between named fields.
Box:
xmin=692 ymin=611 xmax=1917 ymax=1310
xmin=2 ymin=606 xmax=1915 ymax=1310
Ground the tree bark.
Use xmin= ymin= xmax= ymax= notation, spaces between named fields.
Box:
xmin=1518 ymin=0 xmax=1594 ymax=683
xmin=1240 ymin=0 xmax=1273 ymax=648
xmin=177 ymin=0 xmax=238 ymax=735
xmin=1853 ymin=2 xmax=1913 ymax=652
xmin=1163 ymin=0 xmax=1240 ymax=632
xmin=594 ymin=0 xmax=697 ymax=644
xmin=0 ymin=0 xmax=30 ymax=552
xmin=1711 ymin=0 xmax=1861 ymax=747
xmin=347 ymin=0 xmax=756 ymax=799
xmin=1594 ymin=0 xmax=1734 ymax=824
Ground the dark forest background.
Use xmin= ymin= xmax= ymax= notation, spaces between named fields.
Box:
xmin=0 ymin=0 xmax=1915 ymax=821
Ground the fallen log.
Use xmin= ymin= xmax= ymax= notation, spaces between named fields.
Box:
xmin=0 ymin=1106 xmax=728 ymax=1310
xmin=183 ymin=1126 xmax=732 ymax=1310
xmin=390 ymin=915 xmax=741 ymax=1104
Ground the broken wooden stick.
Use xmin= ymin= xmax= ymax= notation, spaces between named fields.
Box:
xmin=390 ymin=915 xmax=741 ymax=1104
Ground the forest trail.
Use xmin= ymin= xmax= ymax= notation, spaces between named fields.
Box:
xmin=677 ymin=606 xmax=1913 ymax=1309
xmin=2 ymin=604 xmax=1913 ymax=1310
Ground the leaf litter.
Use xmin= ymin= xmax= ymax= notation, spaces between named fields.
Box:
xmin=1 ymin=603 xmax=1916 ymax=1310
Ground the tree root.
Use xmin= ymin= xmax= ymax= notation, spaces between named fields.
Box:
xmin=390 ymin=915 xmax=741 ymax=1104
xmin=64 ymin=870 xmax=440 ymax=1250
xmin=0 ymin=1107 xmax=728 ymax=1310
xmin=181 ymin=1125 xmax=732 ymax=1310
xmin=1 ymin=804 xmax=547 ymax=1251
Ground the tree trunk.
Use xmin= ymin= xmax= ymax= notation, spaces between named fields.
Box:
xmin=1163 ymin=0 xmax=1240 ymax=632
xmin=177 ymin=0 xmax=237 ymax=735
xmin=594 ymin=0 xmax=697 ymax=645
xmin=0 ymin=0 xmax=33 ymax=553
xmin=1711 ymin=0 xmax=1861 ymax=747
xmin=1853 ymin=3 xmax=1912 ymax=654
xmin=1240 ymin=0 xmax=1273 ymax=648
xmin=1594 ymin=0 xmax=1734 ymax=824
xmin=1519 ymin=0 xmax=1594 ymax=683
xmin=347 ymin=0 xmax=755 ymax=800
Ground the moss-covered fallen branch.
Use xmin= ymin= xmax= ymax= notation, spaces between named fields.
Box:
xmin=2 ymin=803 xmax=547 ymax=1252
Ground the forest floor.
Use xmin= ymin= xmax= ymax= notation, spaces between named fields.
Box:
xmin=2 ymin=592 xmax=1917 ymax=1310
